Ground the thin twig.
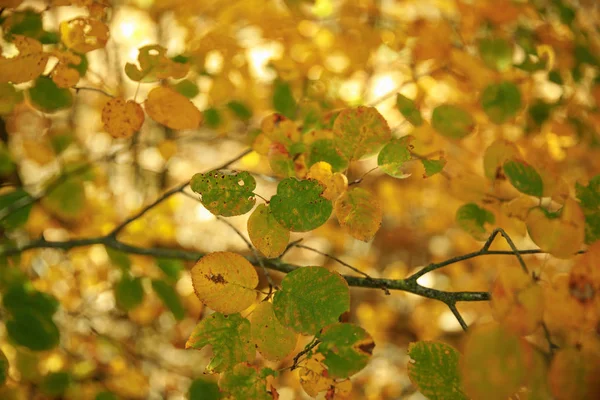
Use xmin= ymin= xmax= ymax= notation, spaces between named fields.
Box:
xmin=447 ymin=303 xmax=468 ymax=331
xmin=74 ymin=86 xmax=114 ymax=98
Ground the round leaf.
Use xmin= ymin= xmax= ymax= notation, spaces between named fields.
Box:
xmin=377 ymin=136 xmax=414 ymax=178
xmin=483 ymin=139 xmax=519 ymax=179
xmin=407 ymin=341 xmax=468 ymax=400
xmin=41 ymin=372 xmax=71 ymax=396
xmin=456 ymin=203 xmax=495 ymax=240
xmin=307 ymin=139 xmax=349 ymax=173
xmin=190 ymin=252 xmax=258 ymax=314
xmin=549 ymin=348 xmax=600 ymax=400
xmin=270 ymin=178 xmax=333 ymax=232
xmin=144 ymin=86 xmax=202 ymax=130
xmin=333 ymin=106 xmax=392 ymax=160
xmin=503 ymin=158 xmax=543 ymax=197
xmin=186 ymin=313 xmax=254 ymax=373
xmin=334 ymin=187 xmax=382 ymax=242
xmin=273 ymin=266 xmax=350 ymax=335
xmin=481 ymin=81 xmax=522 ymax=124
xmin=189 ymin=379 xmax=221 ymax=400
xmin=0 ymin=189 xmax=33 ymax=231
xmin=247 ymin=204 xmax=290 ymax=258
xmin=431 ymin=104 xmax=475 ymax=139
xmin=101 ymin=97 xmax=144 ymax=139
xmin=151 ymin=279 xmax=185 ymax=320
xmin=190 ymin=170 xmax=256 ymax=217
xmin=59 ymin=17 xmax=109 ymax=53
xmin=249 ymin=302 xmax=297 ymax=361
xmin=396 ymin=93 xmax=423 ymax=126
xmin=317 ymin=323 xmax=374 ymax=378
xmin=6 ymin=309 xmax=60 ymax=351
xmin=115 ymin=275 xmax=144 ymax=311
xmin=28 ymin=76 xmax=73 ymax=113
xmin=0 ymin=36 xmax=49 ymax=84
xmin=219 ymin=364 xmax=271 ymax=400
xmin=479 ymin=38 xmax=513 ymax=71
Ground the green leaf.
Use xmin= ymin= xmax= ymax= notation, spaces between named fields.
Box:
xmin=334 ymin=187 xmax=382 ymax=242
xmin=307 ymin=139 xmax=349 ymax=173
xmin=190 ymin=170 xmax=256 ymax=217
xmin=41 ymin=372 xmax=71 ymax=396
xmin=203 ymin=107 xmax=222 ymax=128
xmin=219 ymin=364 xmax=271 ymax=400
xmin=106 ymin=248 xmax=131 ymax=271
xmin=189 ymin=379 xmax=221 ymax=400
xmin=273 ymin=266 xmax=350 ymax=335
xmin=272 ymin=80 xmax=296 ymax=119
xmin=69 ymin=53 xmax=88 ymax=76
xmin=576 ymin=176 xmax=600 ymax=210
xmin=503 ymin=159 xmax=544 ymax=197
xmin=115 ymin=274 xmax=144 ymax=311
xmin=28 ymin=76 xmax=73 ymax=113
xmin=50 ymin=132 xmax=74 ymax=154
xmin=247 ymin=204 xmax=290 ymax=259
xmin=377 ymin=137 xmax=414 ymax=178
xmin=481 ymin=81 xmax=522 ymax=124
xmin=333 ymin=106 xmax=392 ymax=160
xmin=583 ymin=211 xmax=600 ymax=244
xmin=396 ymin=93 xmax=423 ymax=126
xmin=421 ymin=157 xmax=446 ymax=178
xmin=43 ymin=178 xmax=86 ymax=220
xmin=173 ymin=79 xmax=199 ymax=98
xmin=249 ymin=302 xmax=297 ymax=361
xmin=317 ymin=323 xmax=374 ymax=378
xmin=5 ymin=10 xmax=43 ymax=39
xmin=270 ymin=178 xmax=332 ymax=232
xmin=155 ymin=258 xmax=183 ymax=282
xmin=6 ymin=308 xmax=60 ymax=351
xmin=95 ymin=392 xmax=118 ymax=400
xmin=0 ymin=350 xmax=8 ymax=386
xmin=2 ymin=284 xmax=59 ymax=317
xmin=479 ymin=38 xmax=513 ymax=72
xmin=431 ymin=104 xmax=475 ymax=139
xmin=456 ymin=203 xmax=495 ymax=240
xmin=151 ymin=279 xmax=185 ymax=320
xmin=227 ymin=100 xmax=253 ymax=121
xmin=0 ymin=189 xmax=32 ymax=231
xmin=407 ymin=341 xmax=468 ymax=400
xmin=528 ymin=101 xmax=554 ymax=127
xmin=186 ymin=313 xmax=254 ymax=373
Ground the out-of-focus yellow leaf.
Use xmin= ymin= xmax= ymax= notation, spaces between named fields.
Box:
xmin=157 ymin=139 xmax=177 ymax=160
xmin=60 ymin=17 xmax=109 ymax=53
xmin=307 ymin=162 xmax=348 ymax=201
xmin=49 ymin=50 xmax=82 ymax=88
xmin=548 ymin=347 xmax=600 ymax=400
xmin=335 ymin=187 xmax=382 ymax=242
xmin=144 ymin=86 xmax=202 ymax=130
xmin=483 ymin=139 xmax=520 ymax=180
xmin=101 ymin=97 xmax=145 ymax=139
xmin=125 ymin=45 xmax=188 ymax=82
xmin=0 ymin=35 xmax=49 ymax=84
xmin=22 ymin=139 xmax=54 ymax=165
xmin=105 ymin=368 xmax=149 ymax=399
xmin=298 ymin=353 xmax=351 ymax=398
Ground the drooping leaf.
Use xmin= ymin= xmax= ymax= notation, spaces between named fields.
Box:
xmin=396 ymin=93 xmax=423 ymax=126
xmin=190 ymin=252 xmax=258 ymax=314
xmin=0 ymin=189 xmax=33 ymax=231
xmin=377 ymin=136 xmax=414 ymax=178
xmin=307 ymin=139 xmax=349 ymax=172
xmin=503 ymin=159 xmax=543 ymax=197
xmin=317 ymin=323 xmax=374 ymax=378
xmin=431 ymin=104 xmax=475 ymax=139
xmin=151 ymin=279 xmax=185 ymax=320
xmin=333 ymin=106 xmax=392 ymax=161
xmin=186 ymin=313 xmax=254 ymax=373
xmin=144 ymin=86 xmax=202 ymax=130
xmin=0 ymin=35 xmax=49 ymax=84
xmin=189 ymin=379 xmax=221 ymax=400
xmin=334 ymin=187 xmax=382 ymax=242
xmin=115 ymin=274 xmax=144 ymax=311
xmin=247 ymin=204 xmax=290 ymax=258
xmin=101 ymin=97 xmax=145 ymax=139
xmin=218 ymin=364 xmax=271 ymax=400
xmin=125 ymin=45 xmax=189 ymax=83
xmin=6 ymin=309 xmax=60 ymax=351
xmin=270 ymin=178 xmax=332 ymax=232
xmin=28 ymin=76 xmax=73 ymax=113
xmin=190 ymin=170 xmax=256 ymax=217
xmin=481 ymin=81 xmax=522 ymax=124
xmin=249 ymin=302 xmax=297 ymax=361
xmin=60 ymin=17 xmax=109 ymax=53
xmin=272 ymin=80 xmax=296 ymax=119
xmin=407 ymin=341 xmax=468 ymax=400
xmin=2 ymin=284 xmax=59 ymax=317
xmin=41 ymin=372 xmax=71 ymax=396
xmin=456 ymin=203 xmax=495 ymax=240
xmin=227 ymin=100 xmax=253 ymax=121
xmin=273 ymin=266 xmax=350 ymax=335
xmin=479 ymin=37 xmax=513 ymax=71
xmin=298 ymin=353 xmax=352 ymax=398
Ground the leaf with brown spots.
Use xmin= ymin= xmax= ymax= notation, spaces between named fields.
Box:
xmin=0 ymin=35 xmax=49 ymax=84
xmin=333 ymin=106 xmax=392 ymax=161
xmin=101 ymin=97 xmax=145 ymax=139
xmin=60 ymin=17 xmax=109 ymax=54
xmin=334 ymin=187 xmax=382 ymax=242
xmin=247 ymin=204 xmax=289 ymax=258
xmin=190 ymin=252 xmax=258 ymax=314
xmin=317 ymin=323 xmax=374 ymax=378
xmin=190 ymin=170 xmax=256 ymax=217
xmin=249 ymin=302 xmax=297 ymax=361
xmin=144 ymin=86 xmax=202 ymax=130
xmin=298 ymin=353 xmax=352 ymax=398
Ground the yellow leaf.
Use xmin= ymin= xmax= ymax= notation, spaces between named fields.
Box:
xmin=101 ymin=97 xmax=145 ymax=139
xmin=190 ymin=251 xmax=258 ymax=314
xmin=22 ymin=139 xmax=55 ymax=165
xmin=0 ymin=36 xmax=49 ymax=84
xmin=144 ymin=86 xmax=202 ymax=130
xmin=249 ymin=302 xmax=297 ymax=361
xmin=60 ymin=17 xmax=109 ymax=54
xmin=483 ymin=139 xmax=520 ymax=180
xmin=335 ymin=187 xmax=382 ymax=242
xmin=157 ymin=139 xmax=177 ymax=160
xmin=307 ymin=162 xmax=348 ymax=201
xmin=49 ymin=50 xmax=82 ymax=88
xmin=247 ymin=204 xmax=290 ymax=259
xmin=548 ymin=348 xmax=600 ymax=400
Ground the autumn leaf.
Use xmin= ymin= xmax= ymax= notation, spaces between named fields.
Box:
xmin=60 ymin=17 xmax=109 ymax=53
xmin=334 ymin=187 xmax=382 ymax=242
xmin=333 ymin=106 xmax=392 ymax=161
xmin=247 ymin=204 xmax=290 ymax=258
xmin=0 ymin=35 xmax=49 ymax=84
xmin=249 ymin=302 xmax=297 ymax=361
xmin=101 ymin=97 xmax=145 ymax=139
xmin=190 ymin=170 xmax=256 ymax=217
xmin=144 ymin=86 xmax=202 ymax=130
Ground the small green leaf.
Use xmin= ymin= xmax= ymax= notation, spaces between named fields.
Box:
xmin=151 ymin=279 xmax=185 ymax=320
xmin=43 ymin=178 xmax=86 ymax=220
xmin=28 ymin=76 xmax=73 ymax=113
xmin=203 ymin=107 xmax=222 ymax=128
xmin=6 ymin=309 xmax=60 ymax=351
xmin=115 ymin=274 xmax=144 ymax=311
xmin=186 ymin=313 xmax=254 ymax=373
xmin=106 ymin=248 xmax=131 ymax=271
xmin=396 ymin=93 xmax=423 ymax=126
xmin=2 ymin=284 xmax=59 ymax=317
xmin=317 ymin=323 xmax=374 ymax=378
xmin=219 ymin=364 xmax=271 ymax=400
xmin=333 ymin=106 xmax=392 ymax=160
xmin=273 ymin=80 xmax=296 ymax=119
xmin=576 ymin=176 xmax=600 ymax=210
xmin=155 ymin=258 xmax=183 ymax=282
xmin=189 ymin=379 xmax=221 ymax=400
xmin=249 ymin=302 xmax=297 ymax=361
xmin=421 ymin=157 xmax=446 ymax=178
xmin=584 ymin=212 xmax=600 ymax=244
xmin=307 ymin=139 xmax=349 ymax=172
xmin=41 ymin=372 xmax=71 ymax=396
xmin=0 ymin=189 xmax=33 ymax=231
xmin=190 ymin=170 xmax=256 ymax=217
xmin=431 ymin=104 xmax=475 ymax=139
xmin=456 ymin=203 xmax=495 ymax=240
xmin=227 ymin=100 xmax=253 ymax=121
xmin=377 ymin=137 xmax=414 ymax=178
xmin=173 ymin=79 xmax=199 ymax=98
xmin=407 ymin=341 xmax=468 ymax=400
xmin=479 ymin=38 xmax=513 ymax=71
xmin=69 ymin=53 xmax=88 ymax=76
xmin=481 ymin=81 xmax=522 ymax=124
xmin=0 ymin=350 xmax=8 ymax=386
xmin=5 ymin=10 xmax=43 ymax=39
xmin=528 ymin=101 xmax=554 ymax=127
xmin=273 ymin=266 xmax=350 ymax=335
xmin=270 ymin=178 xmax=332 ymax=232
xmin=503 ymin=159 xmax=544 ymax=197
